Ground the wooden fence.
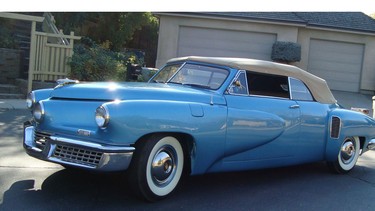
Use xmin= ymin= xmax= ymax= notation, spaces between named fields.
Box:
xmin=0 ymin=12 xmax=81 ymax=92
xmin=31 ymin=31 xmax=81 ymax=82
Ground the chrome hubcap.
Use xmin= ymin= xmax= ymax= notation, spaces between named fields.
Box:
xmin=340 ymin=140 xmax=356 ymax=164
xmin=151 ymin=146 xmax=177 ymax=187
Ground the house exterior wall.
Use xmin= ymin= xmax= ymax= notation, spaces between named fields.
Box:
xmin=156 ymin=14 xmax=375 ymax=93
xmin=156 ymin=15 xmax=300 ymax=68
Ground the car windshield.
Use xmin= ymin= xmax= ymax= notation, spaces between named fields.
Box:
xmin=152 ymin=63 xmax=229 ymax=90
xmin=151 ymin=63 xmax=182 ymax=83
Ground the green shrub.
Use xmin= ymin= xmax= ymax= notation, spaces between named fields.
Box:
xmin=271 ymin=41 xmax=301 ymax=63
xmin=0 ymin=19 xmax=17 ymax=49
xmin=68 ymin=37 xmax=134 ymax=81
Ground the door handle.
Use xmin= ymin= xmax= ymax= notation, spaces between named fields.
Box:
xmin=289 ymin=105 xmax=300 ymax=109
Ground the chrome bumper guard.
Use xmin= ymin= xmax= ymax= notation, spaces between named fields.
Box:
xmin=368 ymin=139 xmax=375 ymax=150
xmin=23 ymin=124 xmax=135 ymax=171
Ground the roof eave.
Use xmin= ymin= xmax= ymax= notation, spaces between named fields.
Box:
xmin=306 ymin=24 xmax=375 ymax=36
xmin=0 ymin=12 xmax=44 ymax=22
xmin=154 ymin=12 xmax=307 ymax=27
xmin=155 ymin=12 xmax=375 ymax=35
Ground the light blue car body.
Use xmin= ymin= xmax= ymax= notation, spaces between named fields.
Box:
xmin=24 ymin=57 xmax=375 ymax=175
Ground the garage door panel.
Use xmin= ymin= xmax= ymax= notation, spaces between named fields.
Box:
xmin=178 ymin=46 xmax=261 ymax=57
xmin=179 ymin=38 xmax=269 ymax=53
xmin=309 ymin=54 xmax=363 ymax=67
xmin=310 ymin=40 xmax=364 ymax=53
xmin=328 ymin=81 xmax=359 ymax=93
xmin=310 ymin=69 xmax=360 ymax=82
xmin=178 ymin=26 xmax=276 ymax=61
xmin=309 ymin=60 xmax=363 ymax=74
xmin=308 ymin=39 xmax=364 ymax=92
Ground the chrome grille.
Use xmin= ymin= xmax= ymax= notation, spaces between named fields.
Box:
xmin=53 ymin=145 xmax=103 ymax=167
xmin=34 ymin=131 xmax=51 ymax=151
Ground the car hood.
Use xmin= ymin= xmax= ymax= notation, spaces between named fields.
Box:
xmin=50 ymin=82 xmax=226 ymax=105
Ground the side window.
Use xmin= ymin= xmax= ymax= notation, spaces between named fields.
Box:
xmin=289 ymin=78 xmax=314 ymax=101
xmin=228 ymin=71 xmax=249 ymax=95
xmin=247 ymin=71 xmax=290 ymax=99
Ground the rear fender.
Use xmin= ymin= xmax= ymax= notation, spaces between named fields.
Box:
xmin=325 ymin=109 xmax=375 ymax=161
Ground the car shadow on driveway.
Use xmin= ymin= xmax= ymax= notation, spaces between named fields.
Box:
xmin=1 ymin=161 xmax=375 ymax=210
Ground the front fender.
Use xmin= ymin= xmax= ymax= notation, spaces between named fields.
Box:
xmin=103 ymin=100 xmax=203 ymax=141
xmin=102 ymin=100 xmax=228 ymax=174
xmin=32 ymin=88 xmax=53 ymax=103
xmin=325 ymin=109 xmax=375 ymax=161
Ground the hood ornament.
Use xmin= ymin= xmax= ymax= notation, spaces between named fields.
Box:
xmin=55 ymin=78 xmax=79 ymax=88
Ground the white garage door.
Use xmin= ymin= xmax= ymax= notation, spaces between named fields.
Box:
xmin=308 ymin=39 xmax=364 ymax=92
xmin=177 ymin=26 xmax=277 ymax=61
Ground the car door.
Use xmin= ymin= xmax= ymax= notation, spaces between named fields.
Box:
xmin=289 ymin=77 xmax=329 ymax=161
xmin=221 ymin=70 xmax=302 ymax=171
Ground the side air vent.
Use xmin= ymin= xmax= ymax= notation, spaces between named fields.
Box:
xmin=330 ymin=116 xmax=341 ymax=139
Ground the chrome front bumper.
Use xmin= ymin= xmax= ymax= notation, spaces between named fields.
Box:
xmin=23 ymin=124 xmax=135 ymax=171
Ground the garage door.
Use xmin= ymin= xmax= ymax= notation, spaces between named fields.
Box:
xmin=308 ymin=39 xmax=364 ymax=92
xmin=177 ymin=26 xmax=277 ymax=61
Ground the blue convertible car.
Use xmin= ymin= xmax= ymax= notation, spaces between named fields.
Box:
xmin=24 ymin=56 xmax=375 ymax=201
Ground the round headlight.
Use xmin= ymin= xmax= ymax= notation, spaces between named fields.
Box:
xmin=95 ymin=105 xmax=110 ymax=129
xmin=33 ymin=101 xmax=45 ymax=122
xmin=26 ymin=92 xmax=36 ymax=109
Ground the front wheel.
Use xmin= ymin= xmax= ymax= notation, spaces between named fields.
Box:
xmin=128 ymin=135 xmax=184 ymax=202
xmin=328 ymin=136 xmax=360 ymax=174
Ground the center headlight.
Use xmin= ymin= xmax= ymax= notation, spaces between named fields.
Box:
xmin=33 ymin=101 xmax=44 ymax=122
xmin=95 ymin=105 xmax=110 ymax=129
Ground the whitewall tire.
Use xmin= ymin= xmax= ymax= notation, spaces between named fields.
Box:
xmin=328 ymin=136 xmax=360 ymax=174
xmin=128 ymin=135 xmax=184 ymax=201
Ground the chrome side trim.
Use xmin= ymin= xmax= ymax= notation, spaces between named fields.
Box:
xmin=288 ymin=77 xmax=293 ymax=100
xmin=368 ymin=139 xmax=375 ymax=150
xmin=49 ymin=136 xmax=135 ymax=152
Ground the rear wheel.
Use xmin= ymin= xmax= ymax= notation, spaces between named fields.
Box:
xmin=128 ymin=135 xmax=184 ymax=202
xmin=328 ymin=136 xmax=360 ymax=174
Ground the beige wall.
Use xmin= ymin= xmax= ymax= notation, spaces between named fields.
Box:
xmin=156 ymin=14 xmax=375 ymax=93
xmin=156 ymin=15 xmax=300 ymax=68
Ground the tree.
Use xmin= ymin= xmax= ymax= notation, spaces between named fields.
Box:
xmin=53 ymin=12 xmax=158 ymax=52
xmin=0 ymin=18 xmax=17 ymax=48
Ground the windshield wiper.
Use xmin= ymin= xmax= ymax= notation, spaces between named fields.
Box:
xmin=167 ymin=81 xmax=182 ymax=85
xmin=152 ymin=79 xmax=165 ymax=83
xmin=168 ymin=81 xmax=211 ymax=89
xmin=182 ymin=83 xmax=211 ymax=89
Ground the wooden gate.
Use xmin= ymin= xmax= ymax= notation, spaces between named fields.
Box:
xmin=0 ymin=12 xmax=81 ymax=92
xmin=31 ymin=31 xmax=81 ymax=82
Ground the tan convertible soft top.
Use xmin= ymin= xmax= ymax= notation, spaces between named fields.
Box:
xmin=168 ymin=56 xmax=337 ymax=104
